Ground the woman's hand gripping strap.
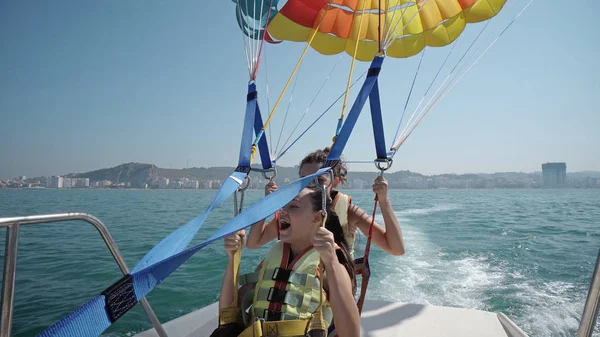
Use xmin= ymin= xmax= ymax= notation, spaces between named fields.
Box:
xmin=308 ymin=169 xmax=333 ymax=333
xmin=220 ymin=177 xmax=251 ymax=326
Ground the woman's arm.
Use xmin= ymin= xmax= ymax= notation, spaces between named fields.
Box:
xmin=323 ymin=260 xmax=361 ymax=337
xmin=313 ymin=227 xmax=360 ymax=337
xmin=219 ymin=231 xmax=245 ymax=310
xmin=218 ymin=254 xmax=236 ymax=310
xmin=246 ymin=217 xmax=279 ymax=248
xmin=348 ymin=176 xmax=405 ymax=256
xmin=246 ymin=181 xmax=280 ymax=249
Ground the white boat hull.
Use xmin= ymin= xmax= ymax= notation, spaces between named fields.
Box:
xmin=134 ymin=300 xmax=529 ymax=337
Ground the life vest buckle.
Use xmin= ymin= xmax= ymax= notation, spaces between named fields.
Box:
xmin=262 ymin=309 xmax=282 ymax=321
xmin=267 ymin=287 xmax=287 ymax=303
xmin=272 ymin=267 xmax=291 ymax=282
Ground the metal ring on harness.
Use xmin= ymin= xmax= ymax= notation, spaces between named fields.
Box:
xmin=238 ymin=176 xmax=251 ymax=192
xmin=374 ymin=158 xmax=393 ymax=173
xmin=262 ymin=167 xmax=277 ymax=181
xmin=314 ymin=168 xmax=334 ymax=218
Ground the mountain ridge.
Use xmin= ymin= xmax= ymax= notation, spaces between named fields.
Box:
xmin=58 ymin=162 xmax=600 ymax=189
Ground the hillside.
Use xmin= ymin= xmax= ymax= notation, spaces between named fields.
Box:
xmin=67 ymin=163 xmax=160 ymax=188
xmin=61 ymin=162 xmax=600 ymax=189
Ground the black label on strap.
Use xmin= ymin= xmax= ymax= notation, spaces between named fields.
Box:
xmin=101 ymin=274 xmax=138 ymax=323
xmin=235 ymin=166 xmax=251 ymax=174
xmin=324 ymin=159 xmax=340 ymax=169
xmin=267 ymin=287 xmax=287 ymax=303
xmin=247 ymin=91 xmax=258 ymax=101
xmin=367 ymin=67 xmax=381 ymax=77
xmin=272 ymin=267 xmax=292 ymax=282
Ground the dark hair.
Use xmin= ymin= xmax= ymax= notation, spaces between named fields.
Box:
xmin=300 ymin=147 xmax=348 ymax=185
xmin=307 ymin=185 xmax=356 ymax=294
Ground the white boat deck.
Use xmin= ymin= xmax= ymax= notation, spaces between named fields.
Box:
xmin=135 ymin=300 xmax=529 ymax=337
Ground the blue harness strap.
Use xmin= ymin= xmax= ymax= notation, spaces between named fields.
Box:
xmin=131 ymin=84 xmax=264 ymax=273
xmin=252 ymin=96 xmax=273 ymax=171
xmin=36 ymin=168 xmax=331 ymax=337
xmin=327 ymin=56 xmax=387 ymax=163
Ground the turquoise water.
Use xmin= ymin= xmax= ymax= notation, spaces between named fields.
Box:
xmin=1 ymin=188 xmax=599 ymax=337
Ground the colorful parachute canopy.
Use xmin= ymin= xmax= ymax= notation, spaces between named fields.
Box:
xmin=264 ymin=0 xmax=507 ymax=61
xmin=233 ymin=0 xmax=279 ymax=40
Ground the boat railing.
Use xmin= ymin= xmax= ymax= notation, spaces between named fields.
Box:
xmin=577 ymin=248 xmax=600 ymax=337
xmin=0 ymin=213 xmax=168 ymax=337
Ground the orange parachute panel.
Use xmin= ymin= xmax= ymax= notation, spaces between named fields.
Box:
xmin=267 ymin=0 xmax=507 ymax=61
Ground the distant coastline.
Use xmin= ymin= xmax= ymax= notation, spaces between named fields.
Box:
xmin=2 ymin=162 xmax=600 ymax=190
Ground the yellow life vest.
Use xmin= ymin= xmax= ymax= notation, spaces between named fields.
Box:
xmin=332 ymin=191 xmax=355 ymax=259
xmin=235 ymin=241 xmax=333 ymax=337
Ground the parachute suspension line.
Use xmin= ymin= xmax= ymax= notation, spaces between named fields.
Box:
xmin=264 ymin=47 xmax=273 ymax=157
xmin=277 ymin=56 xmax=342 ymax=158
xmin=411 ymin=38 xmax=459 ymax=126
xmin=414 ymin=0 xmax=535 ymax=131
xmin=395 ymin=16 xmax=492 ymax=150
xmin=378 ymin=0 xmax=382 ymax=53
xmin=397 ymin=7 xmax=503 ymax=147
xmin=274 ymin=62 xmax=303 ymax=156
xmin=252 ymin=6 xmax=332 ymax=163
xmin=250 ymin=0 xmax=260 ymax=76
xmin=383 ymin=0 xmax=434 ymax=51
xmin=394 ymin=23 xmax=488 ymax=150
xmin=234 ymin=0 xmax=273 ymax=80
xmin=381 ymin=0 xmax=406 ymax=48
xmin=251 ymin=0 xmax=275 ymax=80
xmin=336 ymin=0 xmax=369 ymax=140
xmin=274 ymin=70 xmax=368 ymax=163
xmin=391 ymin=49 xmax=426 ymax=149
xmin=235 ymin=0 xmax=252 ymax=79
xmin=393 ymin=0 xmax=535 ymax=150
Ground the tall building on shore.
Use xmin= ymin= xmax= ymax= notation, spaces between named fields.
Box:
xmin=542 ymin=162 xmax=567 ymax=187
xmin=46 ymin=176 xmax=64 ymax=188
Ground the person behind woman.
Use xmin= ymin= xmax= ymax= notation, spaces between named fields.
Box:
xmin=246 ymin=147 xmax=405 ymax=259
xmin=211 ymin=184 xmax=360 ymax=337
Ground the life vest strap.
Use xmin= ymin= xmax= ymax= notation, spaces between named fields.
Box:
xmin=256 ymin=287 xmax=305 ymax=307
xmin=239 ymin=319 xmax=310 ymax=337
xmin=219 ymin=307 xmax=243 ymax=326
xmin=240 ymin=268 xmax=314 ymax=286
xmin=253 ymin=308 xmax=302 ymax=321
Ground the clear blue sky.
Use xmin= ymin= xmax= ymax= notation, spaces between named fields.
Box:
xmin=1 ymin=0 xmax=598 ymax=179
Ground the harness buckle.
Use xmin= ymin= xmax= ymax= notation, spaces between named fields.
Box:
xmin=272 ymin=267 xmax=291 ymax=282
xmin=267 ymin=287 xmax=287 ymax=303
xmin=262 ymin=309 xmax=282 ymax=322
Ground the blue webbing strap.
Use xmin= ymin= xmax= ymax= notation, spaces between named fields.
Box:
xmin=369 ymin=78 xmax=387 ymax=161
xmin=327 ymin=56 xmax=386 ymax=162
xmin=36 ymin=168 xmax=331 ymax=337
xmin=131 ymin=83 xmax=262 ymax=273
xmin=238 ymin=83 xmax=259 ymax=167
xmin=131 ymin=171 xmax=247 ymax=273
xmin=253 ymin=99 xmax=273 ymax=170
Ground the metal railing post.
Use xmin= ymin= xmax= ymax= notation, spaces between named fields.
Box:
xmin=0 ymin=213 xmax=168 ymax=337
xmin=1 ymin=224 xmax=20 ymax=337
xmin=577 ymin=248 xmax=600 ymax=337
